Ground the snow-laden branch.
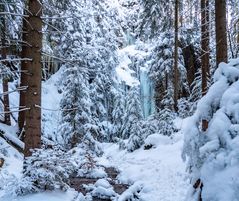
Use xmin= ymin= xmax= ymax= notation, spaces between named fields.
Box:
xmin=0 ymin=58 xmax=32 ymax=62
xmin=0 ymin=107 xmax=30 ymax=114
xmin=0 ymin=12 xmax=28 ymax=17
xmin=0 ymin=86 xmax=28 ymax=97
xmin=35 ymin=104 xmax=78 ymax=112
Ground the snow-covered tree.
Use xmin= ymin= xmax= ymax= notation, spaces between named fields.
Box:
xmin=183 ymin=60 xmax=239 ymax=201
xmin=137 ymin=0 xmax=174 ymax=39
xmin=3 ymin=147 xmax=76 ymax=196
xmin=149 ymin=32 xmax=188 ymax=111
xmin=122 ymin=86 xmax=143 ymax=139
xmin=90 ymin=70 xmax=116 ymax=142
xmin=112 ymin=91 xmax=126 ymax=140
xmin=58 ymin=66 xmax=92 ymax=149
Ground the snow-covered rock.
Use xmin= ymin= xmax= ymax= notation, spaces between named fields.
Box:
xmin=144 ymin=134 xmax=171 ymax=148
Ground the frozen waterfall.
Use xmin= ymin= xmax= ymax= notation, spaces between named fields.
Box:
xmin=140 ymin=68 xmax=155 ymax=118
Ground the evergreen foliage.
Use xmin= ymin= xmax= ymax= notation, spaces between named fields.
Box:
xmin=122 ymin=86 xmax=143 ymax=139
xmin=59 ymin=66 xmax=92 ymax=149
xmin=3 ymin=148 xmax=76 ymax=196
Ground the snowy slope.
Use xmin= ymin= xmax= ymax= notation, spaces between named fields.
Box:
xmin=0 ymin=69 xmax=65 ymax=200
xmin=98 ymin=133 xmax=189 ymax=201
xmin=41 ymin=67 xmax=63 ymax=142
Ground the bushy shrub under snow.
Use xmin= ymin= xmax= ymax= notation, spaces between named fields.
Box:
xmin=183 ymin=59 xmax=239 ymax=201
xmin=3 ymin=147 xmax=77 ymax=196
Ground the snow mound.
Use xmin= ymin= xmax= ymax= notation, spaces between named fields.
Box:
xmin=144 ymin=134 xmax=171 ymax=148
xmin=95 ymin=179 xmax=112 ymax=189
xmin=118 ymin=182 xmax=143 ymax=201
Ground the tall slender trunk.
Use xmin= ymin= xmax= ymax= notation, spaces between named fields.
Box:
xmin=0 ymin=6 xmax=11 ymax=125
xmin=174 ymin=0 xmax=179 ymax=111
xmin=201 ymin=0 xmax=210 ymax=129
xmin=18 ymin=12 xmax=28 ymax=133
xmin=23 ymin=0 xmax=43 ymax=157
xmin=215 ymin=0 xmax=228 ymax=65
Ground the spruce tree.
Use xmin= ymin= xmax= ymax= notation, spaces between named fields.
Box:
xmin=59 ymin=66 xmax=91 ymax=149
xmin=122 ymin=86 xmax=143 ymax=139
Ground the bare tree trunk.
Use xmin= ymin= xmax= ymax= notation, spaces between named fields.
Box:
xmin=215 ymin=0 xmax=228 ymax=65
xmin=201 ymin=0 xmax=210 ymax=96
xmin=0 ymin=7 xmax=11 ymax=125
xmin=201 ymin=0 xmax=210 ymax=132
xmin=23 ymin=0 xmax=43 ymax=157
xmin=174 ymin=0 xmax=179 ymax=111
xmin=18 ymin=11 xmax=28 ymax=133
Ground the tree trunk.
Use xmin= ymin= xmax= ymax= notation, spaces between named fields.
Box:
xmin=18 ymin=11 xmax=28 ymax=134
xmin=182 ymin=44 xmax=199 ymax=89
xmin=0 ymin=6 xmax=11 ymax=125
xmin=215 ymin=0 xmax=228 ymax=65
xmin=201 ymin=0 xmax=210 ymax=97
xmin=23 ymin=0 xmax=43 ymax=157
xmin=174 ymin=0 xmax=179 ymax=111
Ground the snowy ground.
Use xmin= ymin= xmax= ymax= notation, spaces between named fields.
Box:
xmin=1 ymin=130 xmax=189 ymax=201
xmin=98 ymin=133 xmax=189 ymax=201
xmin=1 ymin=190 xmax=78 ymax=201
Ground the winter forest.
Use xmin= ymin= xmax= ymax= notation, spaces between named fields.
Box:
xmin=0 ymin=0 xmax=239 ymax=200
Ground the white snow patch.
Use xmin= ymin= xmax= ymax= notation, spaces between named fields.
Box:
xmin=98 ymin=136 xmax=189 ymax=201
xmin=144 ymin=134 xmax=171 ymax=148
xmin=1 ymin=189 xmax=78 ymax=201
xmin=116 ymin=45 xmax=149 ymax=87
xmin=42 ymin=68 xmax=63 ymax=142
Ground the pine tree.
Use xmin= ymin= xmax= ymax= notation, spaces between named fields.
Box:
xmin=122 ymin=86 xmax=143 ymax=139
xmin=137 ymin=0 xmax=174 ymax=39
xmin=112 ymin=92 xmax=126 ymax=140
xmin=149 ymin=32 xmax=188 ymax=111
xmin=59 ymin=66 xmax=91 ymax=149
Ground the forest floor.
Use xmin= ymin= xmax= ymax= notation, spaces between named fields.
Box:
xmin=0 ymin=131 xmax=189 ymax=201
xmin=97 ymin=130 xmax=189 ymax=201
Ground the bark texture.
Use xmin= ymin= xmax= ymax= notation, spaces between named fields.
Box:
xmin=18 ymin=13 xmax=28 ymax=133
xmin=23 ymin=0 xmax=43 ymax=157
xmin=0 ymin=7 xmax=11 ymax=125
xmin=201 ymin=0 xmax=210 ymax=98
xmin=215 ymin=0 xmax=228 ymax=65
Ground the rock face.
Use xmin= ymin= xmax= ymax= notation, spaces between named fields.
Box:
xmin=69 ymin=166 xmax=129 ymax=200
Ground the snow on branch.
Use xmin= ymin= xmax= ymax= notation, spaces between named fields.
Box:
xmin=0 ymin=58 xmax=32 ymax=62
xmin=35 ymin=104 xmax=78 ymax=112
xmin=0 ymin=86 xmax=28 ymax=97
xmin=0 ymin=108 xmax=30 ymax=115
xmin=0 ymin=12 xmax=28 ymax=17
